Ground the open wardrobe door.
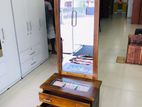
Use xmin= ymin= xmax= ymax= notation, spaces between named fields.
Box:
xmin=54 ymin=0 xmax=99 ymax=80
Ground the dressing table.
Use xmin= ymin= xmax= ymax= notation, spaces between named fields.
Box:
xmin=38 ymin=0 xmax=101 ymax=106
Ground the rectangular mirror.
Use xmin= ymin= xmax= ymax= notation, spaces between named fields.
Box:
xmin=54 ymin=0 xmax=99 ymax=79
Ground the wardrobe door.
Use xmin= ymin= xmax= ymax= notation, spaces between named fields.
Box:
xmin=12 ymin=0 xmax=30 ymax=52
xmin=36 ymin=0 xmax=49 ymax=59
xmin=12 ymin=0 xmax=33 ymax=77
xmin=0 ymin=0 xmax=21 ymax=94
xmin=26 ymin=0 xmax=41 ymax=46
xmin=12 ymin=0 xmax=48 ymax=77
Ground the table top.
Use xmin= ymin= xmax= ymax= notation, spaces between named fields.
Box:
xmin=40 ymin=73 xmax=102 ymax=102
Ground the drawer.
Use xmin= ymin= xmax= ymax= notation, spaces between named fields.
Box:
xmin=21 ymin=53 xmax=43 ymax=76
xmin=39 ymin=93 xmax=90 ymax=107
xmin=20 ymin=48 xmax=38 ymax=63
xmin=32 ymin=43 xmax=42 ymax=53
xmin=21 ymin=58 xmax=38 ymax=75
xmin=21 ymin=59 xmax=33 ymax=75
xmin=37 ymin=103 xmax=57 ymax=107
xmin=20 ymin=48 xmax=32 ymax=63
xmin=32 ymin=53 xmax=42 ymax=64
xmin=20 ymin=43 xmax=42 ymax=63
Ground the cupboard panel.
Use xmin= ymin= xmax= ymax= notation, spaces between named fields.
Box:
xmin=0 ymin=0 xmax=21 ymax=94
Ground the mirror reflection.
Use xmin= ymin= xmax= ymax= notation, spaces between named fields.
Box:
xmin=0 ymin=40 xmax=3 ymax=57
xmin=60 ymin=0 xmax=94 ymax=75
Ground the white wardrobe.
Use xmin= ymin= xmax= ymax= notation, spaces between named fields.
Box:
xmin=0 ymin=0 xmax=48 ymax=94
xmin=12 ymin=0 xmax=48 ymax=77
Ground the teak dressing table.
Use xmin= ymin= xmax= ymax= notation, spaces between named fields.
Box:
xmin=38 ymin=0 xmax=102 ymax=107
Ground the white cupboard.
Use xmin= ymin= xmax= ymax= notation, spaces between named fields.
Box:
xmin=0 ymin=0 xmax=21 ymax=94
xmin=11 ymin=0 xmax=48 ymax=77
xmin=0 ymin=0 xmax=48 ymax=94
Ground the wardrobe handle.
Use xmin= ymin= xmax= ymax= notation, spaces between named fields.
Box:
xmin=31 ymin=61 xmax=36 ymax=66
xmin=39 ymin=19 xmax=42 ymax=30
xmin=29 ymin=21 xmax=32 ymax=35
xmin=26 ymin=22 xmax=30 ymax=35
xmin=1 ymin=28 xmax=5 ymax=41
xmin=30 ymin=21 xmax=32 ymax=31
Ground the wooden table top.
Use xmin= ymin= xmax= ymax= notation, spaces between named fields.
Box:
xmin=40 ymin=73 xmax=102 ymax=102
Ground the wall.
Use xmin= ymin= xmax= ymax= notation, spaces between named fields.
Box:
xmin=127 ymin=0 xmax=133 ymax=18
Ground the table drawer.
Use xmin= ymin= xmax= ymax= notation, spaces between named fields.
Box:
xmin=39 ymin=93 xmax=90 ymax=107
xmin=37 ymin=103 xmax=57 ymax=107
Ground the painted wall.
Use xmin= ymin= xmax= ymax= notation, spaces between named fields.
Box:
xmin=127 ymin=0 xmax=133 ymax=18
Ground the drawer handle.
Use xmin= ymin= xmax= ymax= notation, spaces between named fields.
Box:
xmin=29 ymin=51 xmax=36 ymax=55
xmin=31 ymin=61 xmax=36 ymax=65
xmin=43 ymin=99 xmax=51 ymax=103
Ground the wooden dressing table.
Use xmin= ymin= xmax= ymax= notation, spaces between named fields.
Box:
xmin=38 ymin=0 xmax=101 ymax=106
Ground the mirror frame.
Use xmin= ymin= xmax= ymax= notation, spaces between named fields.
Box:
xmin=54 ymin=0 xmax=100 ymax=80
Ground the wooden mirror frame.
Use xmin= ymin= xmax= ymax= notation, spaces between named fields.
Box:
xmin=54 ymin=0 xmax=100 ymax=80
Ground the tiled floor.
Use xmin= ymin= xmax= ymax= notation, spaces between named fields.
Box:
xmin=99 ymin=16 xmax=142 ymax=107
xmin=0 ymin=16 xmax=142 ymax=107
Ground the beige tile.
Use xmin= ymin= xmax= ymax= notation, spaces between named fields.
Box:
xmin=99 ymin=63 xmax=125 ymax=88
xmin=118 ymin=90 xmax=142 ymax=107
xmin=100 ymin=86 xmax=121 ymax=107
xmin=118 ymin=64 xmax=142 ymax=92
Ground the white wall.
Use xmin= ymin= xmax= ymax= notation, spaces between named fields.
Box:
xmin=127 ymin=0 xmax=133 ymax=18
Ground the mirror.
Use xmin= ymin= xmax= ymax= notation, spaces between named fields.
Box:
xmin=0 ymin=40 xmax=3 ymax=57
xmin=54 ymin=0 xmax=99 ymax=79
